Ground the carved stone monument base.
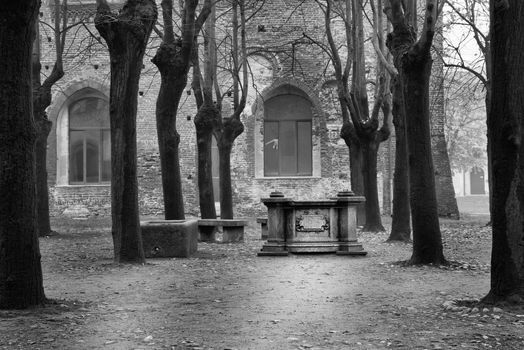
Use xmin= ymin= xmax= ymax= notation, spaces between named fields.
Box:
xmin=258 ymin=191 xmax=367 ymax=256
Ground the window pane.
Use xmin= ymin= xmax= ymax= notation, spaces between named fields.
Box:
xmin=297 ymin=121 xmax=312 ymax=175
xmin=85 ymin=130 xmax=100 ymax=183
xmin=279 ymin=121 xmax=297 ymax=175
xmin=70 ymin=131 xmax=84 ymax=183
xmin=70 ymin=97 xmax=109 ymax=129
xmin=101 ymin=130 xmax=111 ymax=182
xmin=265 ymin=94 xmax=313 ymax=121
xmin=264 ymin=121 xmax=279 ymax=176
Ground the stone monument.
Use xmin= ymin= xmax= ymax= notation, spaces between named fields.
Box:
xmin=258 ymin=191 xmax=367 ymax=256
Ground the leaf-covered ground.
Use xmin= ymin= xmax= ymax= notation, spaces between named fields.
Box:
xmin=1 ymin=211 xmax=523 ymax=349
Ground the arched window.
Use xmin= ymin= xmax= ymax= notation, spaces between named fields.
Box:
xmin=68 ymin=97 xmax=110 ymax=184
xmin=264 ymin=93 xmax=313 ymax=176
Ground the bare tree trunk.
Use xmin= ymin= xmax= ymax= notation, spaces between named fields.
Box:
xmin=402 ymin=51 xmax=445 ymax=264
xmin=388 ymin=76 xmax=411 ymax=241
xmin=194 ymin=103 xmax=219 ymax=218
xmin=482 ymin=0 xmax=524 ymax=304
xmin=386 ymin=0 xmax=446 ymax=264
xmin=33 ymin=27 xmax=54 ymax=237
xmin=95 ymin=0 xmax=157 ymax=263
xmin=152 ymin=0 xmax=198 ymax=220
xmin=362 ymin=141 xmax=385 ymax=231
xmin=35 ymin=115 xmax=53 ymax=236
xmin=343 ymin=130 xmax=366 ymax=225
xmin=0 ymin=0 xmax=46 ymax=309
xmin=216 ymin=118 xmax=244 ymax=219
xmin=217 ymin=141 xmax=234 ymax=219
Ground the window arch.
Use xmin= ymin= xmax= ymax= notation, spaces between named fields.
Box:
xmin=253 ymin=82 xmax=321 ymax=178
xmin=54 ymin=86 xmax=110 ymax=186
xmin=68 ymin=97 xmax=110 ymax=184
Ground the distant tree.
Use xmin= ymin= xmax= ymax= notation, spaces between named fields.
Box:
xmin=444 ymin=0 xmax=491 ymax=213
xmin=0 ymin=0 xmax=46 ymax=309
xmin=385 ymin=0 xmax=447 ymax=264
xmin=443 ymin=72 xmax=486 ymax=174
xmin=95 ymin=0 xmax=157 ymax=263
xmin=483 ymin=0 xmax=524 ymax=304
xmin=32 ymin=0 xmax=69 ymax=237
xmin=152 ymin=0 xmax=211 ymax=220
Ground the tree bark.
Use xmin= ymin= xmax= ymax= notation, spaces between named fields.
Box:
xmin=388 ymin=76 xmax=411 ymax=241
xmin=152 ymin=0 xmax=200 ymax=220
xmin=482 ymin=0 xmax=524 ymax=303
xmin=386 ymin=0 xmax=446 ymax=264
xmin=0 ymin=0 xmax=46 ymax=309
xmin=35 ymin=113 xmax=53 ymax=236
xmin=95 ymin=0 xmax=157 ymax=263
xmin=216 ymin=117 xmax=244 ymax=219
xmin=346 ymin=134 xmax=366 ymax=226
xmin=194 ymin=103 xmax=219 ymax=219
xmin=361 ymin=140 xmax=384 ymax=231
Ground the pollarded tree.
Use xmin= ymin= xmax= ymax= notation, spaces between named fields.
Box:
xmin=0 ymin=0 xmax=46 ymax=309
xmin=483 ymin=0 xmax=524 ymax=304
xmin=313 ymin=0 xmax=391 ymax=232
xmin=191 ymin=2 xmax=220 ymax=219
xmin=152 ymin=0 xmax=211 ymax=220
xmin=385 ymin=0 xmax=447 ymax=264
xmin=95 ymin=0 xmax=157 ymax=263
xmin=213 ymin=0 xmax=249 ymax=219
xmin=191 ymin=0 xmax=250 ymax=220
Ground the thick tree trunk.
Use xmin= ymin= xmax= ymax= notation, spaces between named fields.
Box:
xmin=35 ymin=115 xmax=53 ymax=236
xmin=0 ymin=0 xmax=46 ymax=309
xmin=217 ymin=142 xmax=233 ymax=219
xmin=347 ymin=138 xmax=366 ymax=225
xmin=95 ymin=0 xmax=157 ymax=263
xmin=153 ymin=45 xmax=188 ymax=220
xmin=194 ymin=103 xmax=218 ymax=219
xmin=362 ymin=141 xmax=385 ymax=232
xmin=482 ymin=0 xmax=524 ymax=304
xmin=386 ymin=9 xmax=446 ymax=264
xmin=388 ymin=77 xmax=411 ymax=241
xmin=402 ymin=49 xmax=445 ymax=264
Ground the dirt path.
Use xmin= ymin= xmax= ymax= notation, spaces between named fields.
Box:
xmin=1 ymin=217 xmax=523 ymax=349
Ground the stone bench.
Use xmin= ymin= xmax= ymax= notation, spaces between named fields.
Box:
xmin=256 ymin=217 xmax=268 ymax=239
xmin=141 ymin=220 xmax=198 ymax=258
xmin=198 ymin=219 xmax=249 ymax=243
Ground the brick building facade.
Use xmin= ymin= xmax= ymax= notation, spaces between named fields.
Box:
xmin=40 ymin=0 xmax=456 ymax=219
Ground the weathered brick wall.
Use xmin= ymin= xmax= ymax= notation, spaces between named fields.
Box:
xmin=42 ymin=0 xmax=456 ymax=220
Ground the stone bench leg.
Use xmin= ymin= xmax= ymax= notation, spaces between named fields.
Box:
xmin=223 ymin=226 xmax=244 ymax=243
xmin=199 ymin=226 xmax=216 ymax=242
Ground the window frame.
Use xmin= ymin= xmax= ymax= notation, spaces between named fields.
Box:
xmin=263 ymin=119 xmax=312 ymax=177
xmin=68 ymin=127 xmax=111 ymax=185
xmin=262 ymin=92 xmax=313 ymax=177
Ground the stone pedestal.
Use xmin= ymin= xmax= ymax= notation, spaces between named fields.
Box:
xmin=258 ymin=191 xmax=367 ymax=256
xmin=141 ymin=220 xmax=198 ymax=258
